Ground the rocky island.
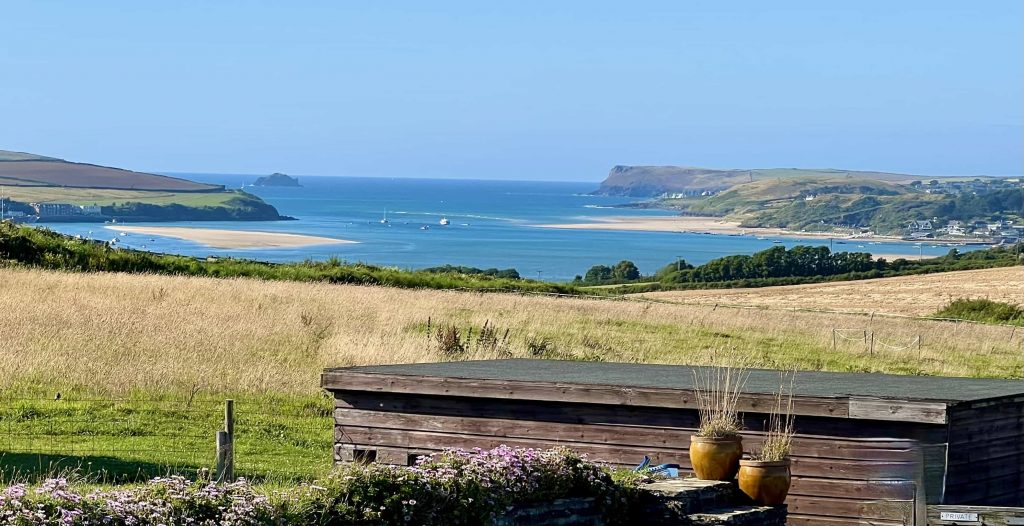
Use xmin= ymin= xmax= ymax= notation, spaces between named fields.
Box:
xmin=253 ymin=173 xmax=301 ymax=187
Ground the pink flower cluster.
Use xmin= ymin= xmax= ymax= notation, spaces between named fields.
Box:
xmin=0 ymin=446 xmax=631 ymax=525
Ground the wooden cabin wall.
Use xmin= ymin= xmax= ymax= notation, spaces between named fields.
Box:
xmin=333 ymin=391 xmax=925 ymax=526
xmin=945 ymin=396 xmax=1024 ymax=506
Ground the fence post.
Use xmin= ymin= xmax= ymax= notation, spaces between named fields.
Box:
xmin=225 ymin=399 xmax=234 ymax=481
xmin=216 ymin=431 xmax=229 ymax=481
xmin=216 ymin=399 xmax=235 ymax=482
xmin=869 ymin=331 xmax=875 ymax=356
xmin=832 ymin=328 xmax=836 ymax=353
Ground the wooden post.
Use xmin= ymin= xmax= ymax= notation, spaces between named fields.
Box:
xmin=869 ymin=331 xmax=875 ymax=356
xmin=220 ymin=399 xmax=234 ymax=482
xmin=832 ymin=328 xmax=837 ymax=353
xmin=917 ymin=335 xmax=922 ymax=359
xmin=215 ymin=430 xmax=229 ymax=481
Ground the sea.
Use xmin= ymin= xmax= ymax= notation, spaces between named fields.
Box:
xmin=44 ymin=174 xmax=968 ymax=281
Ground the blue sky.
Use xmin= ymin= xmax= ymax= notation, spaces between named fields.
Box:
xmin=1 ymin=1 xmax=1021 ymax=181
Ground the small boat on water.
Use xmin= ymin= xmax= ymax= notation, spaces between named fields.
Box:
xmin=421 ymin=225 xmax=430 ymax=230
xmin=380 ymin=209 xmax=389 ymax=224
xmin=772 ymin=240 xmax=782 ymax=244
xmin=439 ymin=217 xmax=450 ymax=226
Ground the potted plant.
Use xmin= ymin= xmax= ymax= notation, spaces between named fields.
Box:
xmin=738 ymin=372 xmax=795 ymax=505
xmin=690 ymin=365 xmax=748 ymax=481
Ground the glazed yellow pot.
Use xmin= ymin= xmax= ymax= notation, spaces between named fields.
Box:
xmin=689 ymin=435 xmax=743 ymax=481
xmin=738 ymin=459 xmax=791 ymax=505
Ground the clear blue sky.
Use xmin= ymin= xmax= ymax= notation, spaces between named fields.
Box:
xmin=1 ymin=1 xmax=1021 ymax=181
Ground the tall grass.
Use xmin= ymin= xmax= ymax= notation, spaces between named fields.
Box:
xmin=751 ymin=372 xmax=796 ymax=462
xmin=1 ymin=266 xmax=1022 ymax=401
xmin=692 ymin=364 xmax=749 ymax=438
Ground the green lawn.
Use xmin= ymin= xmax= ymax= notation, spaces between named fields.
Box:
xmin=0 ymin=394 xmax=333 ymax=485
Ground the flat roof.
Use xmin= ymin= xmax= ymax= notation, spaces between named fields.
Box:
xmin=326 ymin=359 xmax=1024 ymax=403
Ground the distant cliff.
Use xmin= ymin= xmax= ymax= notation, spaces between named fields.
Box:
xmin=593 ymin=165 xmax=913 ymax=197
xmin=254 ymin=173 xmax=301 ymax=187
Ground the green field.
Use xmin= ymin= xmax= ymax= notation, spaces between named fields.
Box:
xmin=1 ymin=186 xmax=245 ymax=207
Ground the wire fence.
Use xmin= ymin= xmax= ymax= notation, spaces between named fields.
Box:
xmin=0 ymin=397 xmax=332 ymax=484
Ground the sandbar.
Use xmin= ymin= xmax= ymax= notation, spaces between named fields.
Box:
xmin=105 ymin=226 xmax=356 ymax=249
xmin=534 ymin=215 xmax=902 ymax=241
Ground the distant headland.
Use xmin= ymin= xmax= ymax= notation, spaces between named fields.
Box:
xmin=592 ymin=164 xmax=1023 ymax=238
xmin=0 ymin=149 xmax=289 ymax=222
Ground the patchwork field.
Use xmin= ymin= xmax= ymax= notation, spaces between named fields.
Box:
xmin=637 ymin=266 xmax=1024 ymax=316
xmin=0 ymin=186 xmax=243 ymax=207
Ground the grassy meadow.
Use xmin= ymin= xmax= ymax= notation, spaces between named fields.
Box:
xmin=1 ymin=186 xmax=244 ymax=207
xmin=1 ymin=265 xmax=1022 ymax=483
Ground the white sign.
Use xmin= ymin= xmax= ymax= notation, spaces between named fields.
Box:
xmin=939 ymin=512 xmax=979 ymax=522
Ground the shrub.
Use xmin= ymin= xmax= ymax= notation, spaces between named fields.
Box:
xmin=434 ymin=325 xmax=466 ymax=357
xmin=0 ymin=446 xmax=646 ymax=526
xmin=934 ymin=298 xmax=1024 ymax=325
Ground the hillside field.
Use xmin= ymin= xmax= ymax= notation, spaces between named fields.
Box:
xmin=639 ymin=266 xmax=1024 ymax=316
xmin=0 ymin=186 xmax=251 ymax=207
xmin=3 ymin=266 xmax=1022 ymax=400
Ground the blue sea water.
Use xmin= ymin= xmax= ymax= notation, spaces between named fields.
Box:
xmin=46 ymin=175 xmax=966 ymax=281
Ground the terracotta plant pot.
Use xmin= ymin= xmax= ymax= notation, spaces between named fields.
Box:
xmin=738 ymin=459 xmax=791 ymax=505
xmin=689 ymin=435 xmax=743 ymax=481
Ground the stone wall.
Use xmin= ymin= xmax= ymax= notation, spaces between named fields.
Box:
xmin=488 ymin=479 xmax=787 ymax=526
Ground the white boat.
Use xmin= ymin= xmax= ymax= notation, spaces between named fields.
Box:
xmin=439 ymin=217 xmax=450 ymax=226
xmin=380 ymin=209 xmax=389 ymax=224
xmin=421 ymin=225 xmax=430 ymax=230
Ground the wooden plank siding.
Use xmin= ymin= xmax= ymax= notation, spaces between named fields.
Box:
xmin=333 ymin=391 xmax=922 ymax=525
xmin=945 ymin=397 xmax=1024 ymax=506
xmin=323 ymin=362 xmax=1024 ymax=524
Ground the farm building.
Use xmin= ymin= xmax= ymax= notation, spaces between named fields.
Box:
xmin=323 ymin=359 xmax=1024 ymax=526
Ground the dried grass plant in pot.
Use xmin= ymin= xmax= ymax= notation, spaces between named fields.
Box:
xmin=690 ymin=364 xmax=748 ymax=481
xmin=739 ymin=372 xmax=796 ymax=505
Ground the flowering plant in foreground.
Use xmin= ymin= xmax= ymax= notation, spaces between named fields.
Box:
xmin=1 ymin=446 xmax=645 ymax=525
xmin=1 ymin=476 xmax=274 ymax=525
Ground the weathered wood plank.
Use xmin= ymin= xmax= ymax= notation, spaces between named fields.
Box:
xmin=333 ymin=391 xmax=949 ymax=443
xmin=334 ymin=407 xmax=918 ymax=460
xmin=788 ymin=515 xmax=904 ymax=526
xmin=787 ymin=495 xmax=915 ymax=521
xmin=334 ymin=425 xmax=919 ymax=480
xmin=324 ymin=371 xmax=851 ymax=418
xmin=849 ymin=397 xmax=948 ymax=424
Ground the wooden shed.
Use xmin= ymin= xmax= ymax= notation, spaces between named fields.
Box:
xmin=322 ymin=359 xmax=1024 ymax=525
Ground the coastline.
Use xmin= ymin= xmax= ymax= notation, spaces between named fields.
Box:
xmin=534 ymin=215 xmax=904 ymax=241
xmin=105 ymin=226 xmax=356 ymax=249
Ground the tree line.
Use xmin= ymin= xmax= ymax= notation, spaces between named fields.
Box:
xmin=576 ymin=244 xmax=1022 ymax=289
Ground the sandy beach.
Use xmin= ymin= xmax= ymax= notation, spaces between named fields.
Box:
xmin=106 ymin=226 xmax=356 ymax=249
xmin=534 ymin=215 xmax=894 ymax=241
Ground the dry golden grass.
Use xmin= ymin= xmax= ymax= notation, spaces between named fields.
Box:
xmin=2 ymin=267 xmax=1022 ymax=398
xmin=638 ymin=266 xmax=1024 ymax=316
